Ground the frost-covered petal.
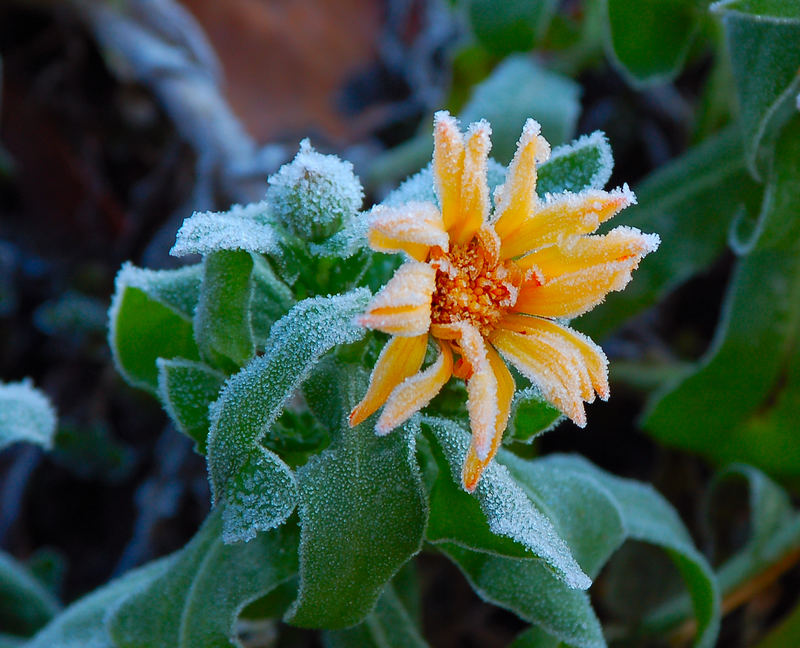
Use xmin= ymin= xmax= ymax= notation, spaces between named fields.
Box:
xmin=499 ymin=185 xmax=636 ymax=260
xmin=349 ymin=334 xmax=428 ymax=427
xmin=513 ymin=258 xmax=639 ymax=319
xmin=451 ymin=322 xmax=498 ymax=462
xmin=358 ymin=262 xmax=436 ymax=336
xmin=449 ymin=120 xmax=492 ymax=245
xmin=367 ymin=202 xmax=448 ymax=261
xmin=492 ymin=119 xmax=550 ymax=241
xmin=517 ymin=226 xmax=660 ymax=279
xmin=498 ymin=315 xmax=609 ymax=400
xmin=375 ymin=340 xmax=453 ymax=434
xmin=462 ymin=345 xmax=514 ymax=492
xmin=433 ymin=111 xmax=465 ymax=233
xmin=491 ymin=328 xmax=587 ymax=427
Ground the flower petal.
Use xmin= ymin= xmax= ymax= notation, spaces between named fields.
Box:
xmin=375 ymin=340 xmax=453 ymax=434
xmin=491 ymin=328 xmax=588 ymax=427
xmin=358 ymin=261 xmax=436 ymax=336
xmin=449 ymin=120 xmax=492 ymax=245
xmin=433 ymin=111 xmax=465 ymax=233
xmin=493 ymin=119 xmax=550 ymax=242
xmin=512 ymin=258 xmax=639 ymax=319
xmin=367 ymin=202 xmax=448 ymax=261
xmin=452 ymin=322 xmax=498 ymax=462
xmin=462 ymin=345 xmax=515 ymax=492
xmin=349 ymin=334 xmax=429 ymax=427
xmin=499 ymin=185 xmax=636 ymax=260
xmin=516 ymin=226 xmax=660 ymax=279
xmin=497 ymin=315 xmax=608 ymax=400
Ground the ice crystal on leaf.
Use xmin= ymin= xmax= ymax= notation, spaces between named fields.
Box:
xmin=350 ymin=112 xmax=659 ymax=491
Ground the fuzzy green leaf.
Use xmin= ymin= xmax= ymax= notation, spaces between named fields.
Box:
xmin=194 ymin=250 xmax=255 ymax=369
xmin=713 ymin=0 xmax=800 ymax=178
xmin=0 ymin=380 xmax=56 ymax=451
xmin=0 ymin=551 xmax=60 ymax=637
xmin=645 ymin=117 xmax=800 ymax=475
xmin=157 ymin=359 xmax=225 ymax=453
xmin=422 ymin=417 xmax=591 ymax=590
xmin=250 ymin=254 xmax=294 ymax=345
xmin=322 ymin=582 xmax=428 ymax=648
xmin=207 ymin=290 xmax=371 ymax=542
xmin=109 ymin=507 xmax=299 ymax=648
xmin=506 ymin=387 xmax=563 ymax=444
xmin=108 ymin=264 xmax=202 ymax=394
xmin=525 ymin=455 xmax=720 ymax=647
xmin=581 ymin=126 xmax=761 ymax=339
xmin=27 ymin=558 xmax=173 ymax=648
xmin=606 ymin=0 xmax=699 ymax=84
xmin=285 ymin=370 xmax=427 ymax=629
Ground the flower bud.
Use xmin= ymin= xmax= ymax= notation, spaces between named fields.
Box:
xmin=266 ymin=139 xmax=364 ymax=242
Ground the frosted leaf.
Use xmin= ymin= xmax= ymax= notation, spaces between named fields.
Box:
xmin=170 ymin=201 xmax=279 ymax=257
xmin=207 ymin=289 xmax=371 ymax=506
xmin=422 ymin=416 xmax=590 ymax=590
xmin=156 ymin=358 xmax=225 ymax=453
xmin=114 ymin=262 xmax=202 ymax=318
xmin=267 ymin=139 xmax=364 ymax=242
xmin=108 ymin=508 xmax=299 ymax=648
xmin=0 ymin=379 xmax=57 ymax=451
xmin=537 ymin=131 xmax=614 ymax=195
xmin=221 ymin=446 xmax=298 ymax=544
xmin=309 ymin=212 xmax=372 ymax=259
xmin=506 ymin=387 xmax=563 ymax=444
xmin=286 ymin=369 xmax=426 ymax=628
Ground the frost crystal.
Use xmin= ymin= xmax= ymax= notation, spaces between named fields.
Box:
xmin=266 ymin=139 xmax=364 ymax=242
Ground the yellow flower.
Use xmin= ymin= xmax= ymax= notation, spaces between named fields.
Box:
xmin=349 ymin=112 xmax=659 ymax=491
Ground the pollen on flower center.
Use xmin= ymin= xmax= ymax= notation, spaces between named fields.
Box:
xmin=429 ymin=241 xmax=522 ymax=336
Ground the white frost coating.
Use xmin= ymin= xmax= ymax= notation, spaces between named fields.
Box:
xmin=221 ymin=447 xmax=298 ymax=544
xmin=384 ymin=166 xmax=438 ymax=208
xmin=359 ymin=262 xmax=435 ymax=336
xmin=170 ymin=201 xmax=278 ymax=257
xmin=309 ymin=213 xmax=371 ymax=259
xmin=266 ymin=139 xmax=364 ymax=242
xmin=423 ymin=416 xmax=591 ymax=590
xmin=207 ymin=289 xmax=371 ymax=505
xmin=0 ymin=379 xmax=57 ymax=451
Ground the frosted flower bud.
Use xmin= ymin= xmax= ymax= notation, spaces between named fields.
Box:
xmin=266 ymin=139 xmax=364 ymax=242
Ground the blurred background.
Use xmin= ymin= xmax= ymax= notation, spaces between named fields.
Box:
xmin=1 ymin=0 xmax=797 ymax=646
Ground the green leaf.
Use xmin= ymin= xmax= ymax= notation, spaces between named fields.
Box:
xmin=194 ymin=250 xmax=255 ymax=368
xmin=0 ymin=550 xmax=60 ymax=636
xmin=170 ymin=201 xmax=279 ymax=257
xmin=509 ymin=625 xmax=563 ymax=648
xmin=713 ymin=0 xmax=800 ymax=178
xmin=580 ymin=125 xmax=761 ymax=339
xmin=109 ymin=508 xmax=299 ymax=648
xmin=645 ymin=117 xmax=800 ymax=475
xmin=526 ymin=455 xmax=720 ymax=647
xmin=752 ymin=599 xmax=800 ymax=648
xmin=468 ymin=0 xmax=559 ymax=55
xmin=459 ymin=56 xmax=581 ymax=159
xmin=285 ymin=369 xmax=427 ymax=629
xmin=0 ymin=380 xmax=56 ymax=451
xmin=207 ymin=290 xmax=371 ymax=542
xmin=506 ymin=387 xmax=563 ymax=443
xmin=157 ymin=359 xmax=225 ymax=453
xmin=535 ymin=131 xmax=614 ymax=195
xmin=438 ymin=544 xmax=604 ymax=648
xmin=422 ymin=417 xmax=591 ymax=590
xmin=27 ymin=558 xmax=173 ymax=648
xmin=322 ymin=582 xmax=429 ymax=648
xmin=250 ymin=254 xmax=294 ymax=345
xmin=108 ymin=263 xmax=202 ymax=394
xmin=606 ymin=0 xmax=700 ymax=84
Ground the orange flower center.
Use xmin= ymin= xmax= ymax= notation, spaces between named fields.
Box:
xmin=429 ymin=241 xmax=523 ymax=337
